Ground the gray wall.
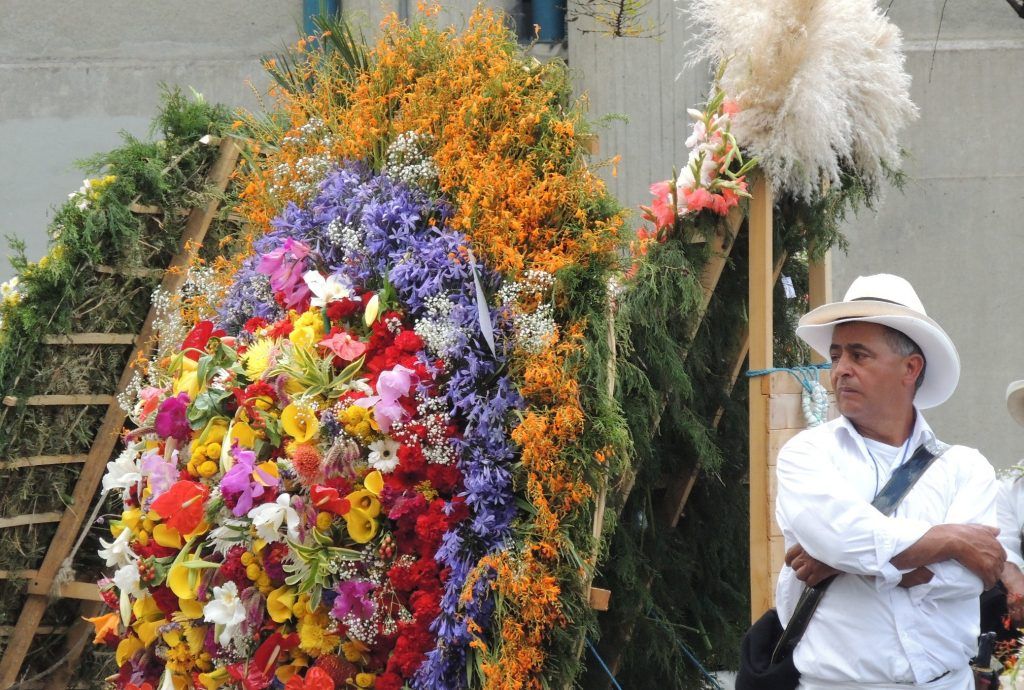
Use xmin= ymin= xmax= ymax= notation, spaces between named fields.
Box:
xmin=0 ymin=0 xmax=300 ymax=280
xmin=829 ymin=2 xmax=1024 ymax=469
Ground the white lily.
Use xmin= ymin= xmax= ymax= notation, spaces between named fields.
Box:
xmin=203 ymin=581 xmax=247 ymax=648
xmin=98 ymin=528 xmax=136 ymax=568
xmin=303 ymin=270 xmax=352 ymax=308
xmin=113 ymin=562 xmax=144 ymax=598
xmin=102 ymin=443 xmax=143 ymax=498
xmin=247 ymin=493 xmax=300 ymax=543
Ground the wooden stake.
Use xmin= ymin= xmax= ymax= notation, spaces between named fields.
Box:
xmin=0 ymin=455 xmax=88 ymax=471
xmin=747 ymin=173 xmax=774 ymax=622
xmin=42 ymin=333 xmax=137 ymax=346
xmin=2 ymin=395 xmax=115 ymax=407
xmin=0 ymin=137 xmax=242 ymax=688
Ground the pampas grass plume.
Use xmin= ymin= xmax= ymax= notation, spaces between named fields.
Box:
xmin=687 ymin=0 xmax=919 ymax=199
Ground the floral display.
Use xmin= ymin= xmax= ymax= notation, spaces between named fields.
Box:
xmin=93 ymin=9 xmax=626 ymax=690
xmin=640 ymin=83 xmax=754 ymax=244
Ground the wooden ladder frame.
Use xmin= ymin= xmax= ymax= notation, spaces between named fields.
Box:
xmin=0 ymin=137 xmax=241 ymax=689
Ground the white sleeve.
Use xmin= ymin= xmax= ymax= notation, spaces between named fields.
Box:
xmin=905 ymin=449 xmax=998 ymax=602
xmin=997 ymin=476 xmax=1024 ymax=569
xmin=775 ymin=432 xmax=931 ymax=587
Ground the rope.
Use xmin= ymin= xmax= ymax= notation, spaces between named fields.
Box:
xmin=586 ymin=638 xmax=625 ymax=690
xmin=746 ymin=363 xmax=832 ymax=428
xmin=53 ymin=488 xmax=111 ymax=595
xmin=644 ymin=608 xmax=725 ymax=690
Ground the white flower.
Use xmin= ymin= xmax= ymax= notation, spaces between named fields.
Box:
xmin=203 ymin=581 xmax=247 ymax=648
xmin=247 ymin=494 xmax=300 ymax=543
xmin=685 ymin=119 xmax=707 ymax=148
xmin=102 ymin=444 xmax=143 ymax=498
xmin=303 ymin=270 xmax=352 ymax=308
xmin=98 ymin=528 xmax=136 ymax=568
xmin=1 ymin=277 xmax=20 ymax=301
xmin=113 ymin=562 xmax=144 ymax=598
xmin=367 ymin=438 xmax=401 ymax=474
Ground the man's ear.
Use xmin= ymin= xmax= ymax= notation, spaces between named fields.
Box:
xmin=905 ymin=353 xmax=925 ymax=387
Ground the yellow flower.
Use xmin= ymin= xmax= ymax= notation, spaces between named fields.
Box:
xmin=338 ymin=405 xmax=378 ymax=441
xmin=281 ymin=403 xmax=319 ymax=443
xmin=355 ymin=672 xmax=376 ymax=688
xmin=154 ymin=523 xmax=184 ymax=549
xmin=297 ymin=609 xmax=341 ymax=656
xmin=289 ymin=309 xmax=325 ymax=348
xmin=344 ymin=508 xmax=379 ymax=544
xmin=198 ymin=667 xmax=230 ymax=690
xmin=342 ymin=639 xmax=369 ymax=663
xmin=364 ymin=294 xmax=380 ymax=327
xmin=168 ymin=552 xmax=204 ymax=600
xmin=243 ymin=337 xmax=276 ymax=380
xmin=116 ymin=633 xmax=144 ymax=666
xmin=267 ymin=585 xmax=296 ymax=623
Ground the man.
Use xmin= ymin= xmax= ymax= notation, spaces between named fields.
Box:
xmin=775 ymin=273 xmax=1006 ymax=690
xmin=989 ymin=380 xmax=1024 ymax=631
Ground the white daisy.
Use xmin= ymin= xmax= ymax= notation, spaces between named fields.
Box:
xmin=367 ymin=438 xmax=401 ymax=474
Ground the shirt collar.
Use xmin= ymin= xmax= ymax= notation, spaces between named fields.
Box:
xmin=836 ymin=408 xmax=935 ymax=453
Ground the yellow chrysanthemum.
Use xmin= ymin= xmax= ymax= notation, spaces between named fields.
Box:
xmin=243 ymin=337 xmax=275 ymax=380
xmin=297 ymin=609 xmax=341 ymax=656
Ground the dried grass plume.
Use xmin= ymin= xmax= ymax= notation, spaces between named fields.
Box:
xmin=687 ymin=0 xmax=919 ymax=199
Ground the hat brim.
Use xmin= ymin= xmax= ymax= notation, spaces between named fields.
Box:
xmin=1007 ymin=380 xmax=1024 ymax=427
xmin=795 ymin=301 xmax=960 ymax=410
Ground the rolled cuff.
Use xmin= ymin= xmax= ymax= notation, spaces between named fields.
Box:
xmin=873 ymin=518 xmax=931 ymax=588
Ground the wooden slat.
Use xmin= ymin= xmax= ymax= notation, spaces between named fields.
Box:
xmin=0 ymin=136 xmax=244 ymax=687
xmin=128 ymin=202 xmax=161 ymax=214
xmin=2 ymin=395 xmax=114 ymax=407
xmin=748 ymin=173 xmax=774 ymax=622
xmin=0 ymin=513 xmax=63 ymax=529
xmin=0 ymin=570 xmax=103 ymax=602
xmin=94 ymin=264 xmax=164 ymax=279
xmin=42 ymin=333 xmax=136 ymax=346
xmin=0 ymin=626 xmax=67 ymax=637
xmin=0 ymin=455 xmax=88 ymax=471
xmin=588 ymin=587 xmax=611 ymax=612
xmin=807 ymin=250 xmax=833 ymax=364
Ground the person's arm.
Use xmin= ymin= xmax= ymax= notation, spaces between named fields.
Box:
xmin=776 ymin=433 xmax=933 ymax=587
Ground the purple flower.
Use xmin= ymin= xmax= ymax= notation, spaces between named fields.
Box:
xmin=220 ymin=445 xmax=278 ymax=517
xmin=140 ymin=450 xmax=179 ymax=500
xmin=332 ymin=580 xmax=376 ymax=620
xmin=154 ymin=392 xmax=191 ymax=441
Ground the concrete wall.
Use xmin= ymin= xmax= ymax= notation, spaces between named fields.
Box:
xmin=830 ymin=1 xmax=1024 ymax=469
xmin=0 ymin=0 xmax=301 ymax=280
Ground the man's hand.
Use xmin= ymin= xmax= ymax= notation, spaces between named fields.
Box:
xmin=891 ymin=524 xmax=1006 ymax=590
xmin=1002 ymin=563 xmax=1024 ymax=625
xmin=897 ymin=567 xmax=934 ymax=588
xmin=948 ymin=525 xmax=1006 ymax=590
xmin=786 ymin=544 xmax=841 ymax=587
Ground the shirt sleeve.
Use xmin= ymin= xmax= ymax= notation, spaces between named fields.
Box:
xmin=903 ymin=449 xmax=997 ymax=603
xmin=775 ymin=431 xmax=931 ymax=586
xmin=997 ymin=476 xmax=1024 ymax=569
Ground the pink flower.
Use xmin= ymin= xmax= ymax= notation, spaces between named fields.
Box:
xmin=648 ymin=180 xmax=676 ymax=230
xmin=319 ymin=329 xmax=367 ymax=361
xmin=257 ymin=238 xmax=311 ymax=309
xmin=137 ymin=387 xmax=164 ymax=422
xmin=683 ymin=186 xmax=715 ymax=214
xmin=356 ymin=364 xmax=416 ymax=432
xmin=722 ymin=99 xmax=740 ymax=116
xmin=155 ymin=392 xmax=191 ymax=441
xmin=141 ymin=450 xmax=179 ymax=499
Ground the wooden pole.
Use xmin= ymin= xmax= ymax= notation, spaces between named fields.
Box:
xmin=807 ymin=249 xmax=832 ymax=363
xmin=748 ymin=174 xmax=774 ymax=622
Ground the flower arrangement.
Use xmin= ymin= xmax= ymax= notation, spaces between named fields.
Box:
xmin=638 ymin=83 xmax=754 ymax=245
xmin=94 ymin=9 xmax=627 ymax=690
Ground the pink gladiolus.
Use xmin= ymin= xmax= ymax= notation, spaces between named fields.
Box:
xmin=137 ymin=387 xmax=164 ymax=421
xmin=319 ymin=330 xmax=368 ymax=361
xmin=648 ymin=181 xmax=676 ymax=230
xmin=683 ymin=187 xmax=715 ymax=214
xmin=257 ymin=238 xmax=311 ymax=309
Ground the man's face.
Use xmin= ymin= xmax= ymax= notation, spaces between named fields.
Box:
xmin=828 ymin=321 xmax=919 ymax=423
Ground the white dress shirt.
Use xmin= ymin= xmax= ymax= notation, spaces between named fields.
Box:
xmin=997 ymin=475 xmax=1024 ymax=568
xmin=775 ymin=412 xmax=997 ymax=689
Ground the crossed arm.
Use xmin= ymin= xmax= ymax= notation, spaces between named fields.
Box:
xmin=777 ymin=439 xmax=1005 ymax=593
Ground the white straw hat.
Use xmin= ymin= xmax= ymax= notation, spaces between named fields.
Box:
xmin=1006 ymin=380 xmax=1024 ymax=427
xmin=795 ymin=273 xmax=960 ymax=409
